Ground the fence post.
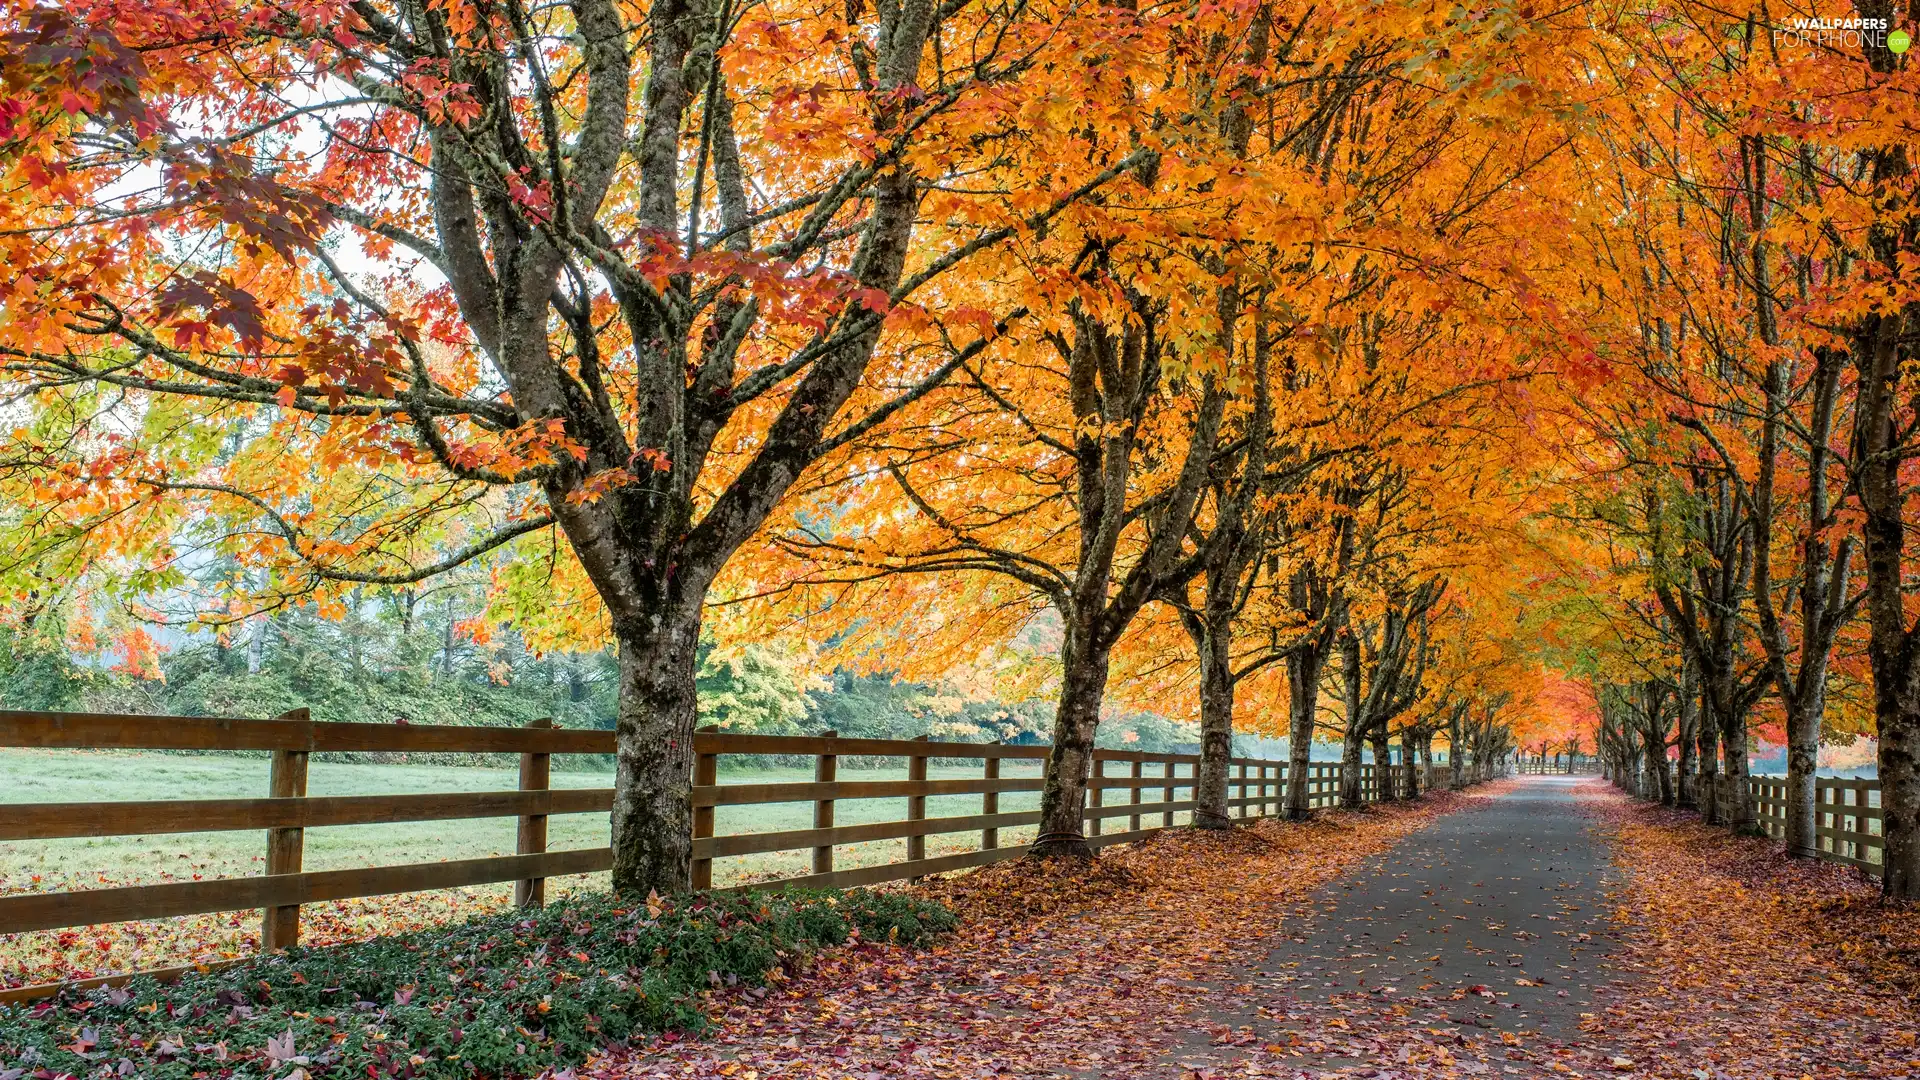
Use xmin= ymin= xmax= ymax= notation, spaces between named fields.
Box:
xmin=1871 ymin=784 xmax=1883 ymax=861
xmin=692 ymin=724 xmax=720 ymax=890
xmin=1130 ymin=759 xmax=1144 ymax=833
xmin=514 ymin=717 xmax=554 ymax=907
xmin=1852 ymin=785 xmax=1867 ymax=863
xmin=1163 ymin=758 xmax=1176 ymax=826
xmin=1262 ymin=764 xmax=1274 ymax=816
xmin=1089 ymin=756 xmax=1104 ymax=837
xmin=907 ymin=735 xmax=930 ymax=865
xmin=1843 ymin=776 xmax=1858 ymax=860
xmin=1817 ymin=780 xmax=1833 ymax=858
xmin=262 ymin=707 xmax=310 ymax=951
xmin=811 ymin=730 xmax=838 ymax=876
xmin=982 ymin=751 xmax=1000 ymax=851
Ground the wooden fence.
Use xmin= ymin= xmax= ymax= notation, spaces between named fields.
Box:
xmin=1517 ymin=756 xmax=1598 ymax=775
xmin=1749 ymin=775 xmax=1882 ymax=871
xmin=0 ymin=709 xmax=1448 ymax=1002
xmin=1614 ymin=766 xmax=1885 ymax=871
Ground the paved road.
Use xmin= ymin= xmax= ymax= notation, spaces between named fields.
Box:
xmin=1155 ymin=776 xmax=1622 ymax=1076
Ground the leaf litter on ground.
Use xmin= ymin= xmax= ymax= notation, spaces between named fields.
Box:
xmin=589 ymin=780 xmax=1920 ymax=1080
xmin=1573 ymin=782 xmax=1920 ymax=1080
xmin=587 ymin=789 xmax=1500 ymax=1079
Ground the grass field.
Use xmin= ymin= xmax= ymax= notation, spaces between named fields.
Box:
xmin=0 ymin=748 xmax=1116 ymax=888
xmin=0 ymin=748 xmax=1198 ymax=987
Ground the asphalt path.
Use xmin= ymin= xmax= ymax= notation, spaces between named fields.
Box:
xmin=1152 ymin=775 xmax=1622 ymax=1077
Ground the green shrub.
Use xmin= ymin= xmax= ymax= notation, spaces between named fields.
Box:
xmin=0 ymin=889 xmax=956 ymax=1079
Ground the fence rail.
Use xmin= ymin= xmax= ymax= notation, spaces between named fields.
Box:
xmin=1748 ymin=775 xmax=1883 ymax=871
xmin=1516 ymin=753 xmax=1600 ymax=775
xmin=1614 ymin=766 xmax=1886 ymax=872
xmin=0 ymin=709 xmax=1460 ymax=1002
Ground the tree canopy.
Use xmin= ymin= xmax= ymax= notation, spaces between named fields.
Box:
xmin=5 ymin=0 xmax=1920 ymax=893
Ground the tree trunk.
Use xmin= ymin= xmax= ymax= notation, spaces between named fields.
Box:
xmin=1192 ymin=619 xmax=1235 ymax=829
xmin=1696 ymin=691 xmax=1721 ymax=825
xmin=246 ymin=613 xmax=268 ymax=675
xmin=1676 ymin=657 xmax=1699 ymax=809
xmin=1718 ymin=697 xmax=1758 ymax=833
xmin=1449 ymin=713 xmax=1465 ymax=790
xmin=1854 ymin=307 xmax=1920 ymax=897
xmin=1339 ymin=633 xmax=1367 ymax=807
xmin=1403 ymin=732 xmax=1419 ymax=798
xmin=1033 ymin=635 xmax=1111 ymax=858
xmin=1784 ymin=696 xmax=1822 ymax=857
xmin=1339 ymin=725 xmax=1367 ymax=807
xmin=1371 ymin=723 xmax=1396 ymax=802
xmin=1285 ymin=646 xmax=1326 ymax=819
xmin=1751 ymin=346 xmax=1848 ymax=860
xmin=609 ymin=605 xmax=703 ymax=895
xmin=1874 ymin=676 xmax=1920 ymax=897
xmin=440 ymin=595 xmax=457 ymax=680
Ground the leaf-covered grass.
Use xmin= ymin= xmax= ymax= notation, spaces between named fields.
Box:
xmin=0 ymin=888 xmax=956 ymax=1080
xmin=0 ymin=750 xmax=1050 ymax=891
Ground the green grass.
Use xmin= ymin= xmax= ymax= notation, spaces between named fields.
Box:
xmin=0 ymin=749 xmax=1198 ymax=987
xmin=0 ymin=748 xmax=1189 ymax=891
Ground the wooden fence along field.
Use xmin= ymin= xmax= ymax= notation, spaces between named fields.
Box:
xmin=0 ymin=709 xmax=1440 ymax=1003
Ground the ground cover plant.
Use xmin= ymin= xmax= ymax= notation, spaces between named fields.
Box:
xmin=0 ymin=888 xmax=955 ymax=1080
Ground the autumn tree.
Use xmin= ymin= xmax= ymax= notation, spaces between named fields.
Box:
xmin=1335 ymin=576 xmax=1440 ymax=806
xmin=0 ymin=0 xmax=1145 ymax=894
xmin=749 ymin=0 xmax=1566 ymax=848
xmin=1545 ymin=0 xmax=1920 ymax=870
xmin=760 ymin=195 xmax=1243 ymax=857
xmin=1842 ymin=9 xmax=1920 ymax=898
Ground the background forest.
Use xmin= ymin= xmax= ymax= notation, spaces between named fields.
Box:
xmin=0 ymin=592 xmax=1227 ymax=756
